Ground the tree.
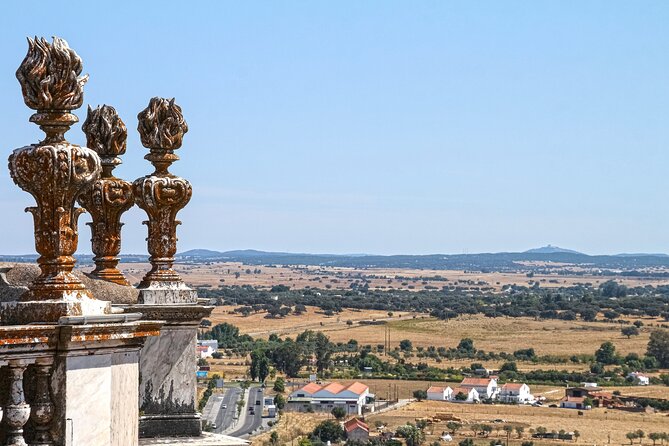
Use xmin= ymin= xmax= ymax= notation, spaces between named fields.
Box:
xmin=516 ymin=427 xmax=525 ymax=439
xmin=459 ymin=440 xmax=475 ymax=446
xmin=636 ymin=431 xmax=645 ymax=443
xmin=298 ymin=438 xmax=313 ymax=446
xmin=595 ymin=341 xmax=618 ymax=365
xmin=312 ymin=420 xmax=344 ymax=443
xmin=397 ymin=424 xmax=425 ymax=446
xmin=648 ymin=433 xmax=662 ymax=446
xmin=622 ymin=326 xmax=640 ymax=339
xmin=481 ymin=425 xmax=493 ymax=437
xmin=647 ymin=330 xmax=669 ymax=367
xmin=273 ymin=377 xmax=285 ymax=393
xmin=446 ymin=422 xmax=462 ymax=434
xmin=458 ymin=338 xmax=475 ymax=353
xmin=455 ymin=392 xmax=468 ymax=401
xmin=270 ymin=431 xmax=280 ymax=446
xmin=331 ymin=407 xmax=346 ymax=420
xmin=250 ymin=350 xmax=270 ymax=383
xmin=270 ymin=339 xmax=305 ymax=377
xmin=274 ymin=393 xmax=286 ymax=410
xmin=626 ymin=432 xmax=638 ymax=445
xmin=400 ymin=339 xmax=413 ymax=351
xmin=500 ymin=362 xmax=518 ymax=373
xmin=503 ymin=426 xmax=514 ymax=446
xmin=413 ymin=390 xmax=427 ymax=401
xmin=314 ymin=332 xmax=333 ymax=375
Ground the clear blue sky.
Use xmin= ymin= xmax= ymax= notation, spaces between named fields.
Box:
xmin=1 ymin=1 xmax=668 ymax=255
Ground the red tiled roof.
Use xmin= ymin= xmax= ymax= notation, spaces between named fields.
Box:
xmin=345 ymin=418 xmax=369 ymax=433
xmin=297 ymin=381 xmax=369 ymax=396
xmin=502 ymin=383 xmax=525 ymax=391
xmin=345 ymin=382 xmax=369 ymax=395
xmin=461 ymin=378 xmax=492 ymax=387
xmin=452 ymin=387 xmax=472 ymax=395
xmin=322 ymin=382 xmax=346 ymax=394
xmin=427 ymin=386 xmax=447 ymax=393
xmin=300 ymin=382 xmax=322 ymax=394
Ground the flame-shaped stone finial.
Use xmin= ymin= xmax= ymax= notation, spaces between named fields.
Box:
xmin=1 ymin=36 xmax=109 ymax=325
xmin=78 ymin=105 xmax=134 ymax=286
xmin=133 ymin=97 xmax=194 ymax=304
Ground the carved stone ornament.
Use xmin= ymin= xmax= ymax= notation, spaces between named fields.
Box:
xmin=133 ymin=98 xmax=195 ymax=304
xmin=2 ymin=36 xmax=111 ymax=324
xmin=78 ymin=105 xmax=134 ymax=285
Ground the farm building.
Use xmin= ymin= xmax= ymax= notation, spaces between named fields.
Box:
xmin=560 ymin=396 xmax=588 ymax=410
xmin=498 ymin=383 xmax=533 ymax=403
xmin=451 ymin=387 xmax=479 ymax=403
xmin=460 ymin=377 xmax=498 ymax=399
xmin=287 ymin=382 xmax=372 ymax=415
xmin=627 ymin=372 xmax=650 ymax=386
xmin=427 ymin=385 xmax=453 ymax=401
xmin=344 ymin=418 xmax=370 ymax=442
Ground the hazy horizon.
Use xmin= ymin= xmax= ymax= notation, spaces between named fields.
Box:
xmin=1 ymin=2 xmax=668 ymax=256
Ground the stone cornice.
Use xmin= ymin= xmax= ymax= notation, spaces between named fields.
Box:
xmin=121 ymin=304 xmax=213 ymax=325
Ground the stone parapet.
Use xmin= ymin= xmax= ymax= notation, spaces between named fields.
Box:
xmin=0 ymin=316 xmax=162 ymax=446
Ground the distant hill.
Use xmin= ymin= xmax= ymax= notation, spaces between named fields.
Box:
xmin=171 ymin=248 xmax=669 ymax=272
xmin=524 ymin=245 xmax=583 ymax=255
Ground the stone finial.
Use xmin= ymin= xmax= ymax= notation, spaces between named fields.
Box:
xmin=78 ymin=105 xmax=134 ymax=286
xmin=133 ymin=98 xmax=195 ymax=304
xmin=82 ymin=104 xmax=127 ymax=165
xmin=16 ymin=36 xmax=88 ymax=112
xmin=2 ymin=36 xmax=110 ymax=324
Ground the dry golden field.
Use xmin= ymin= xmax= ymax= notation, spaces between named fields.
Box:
xmin=368 ymin=401 xmax=669 ymax=446
xmin=116 ymin=261 xmax=669 ymax=292
xmin=207 ymin=306 xmax=654 ymax=359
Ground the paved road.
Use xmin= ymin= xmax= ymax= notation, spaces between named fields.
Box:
xmin=227 ymin=387 xmax=264 ymax=438
xmin=213 ymin=387 xmax=242 ymax=433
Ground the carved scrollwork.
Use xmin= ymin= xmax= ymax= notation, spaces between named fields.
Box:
xmin=134 ymin=98 xmax=192 ymax=287
xmin=7 ymin=36 xmax=103 ymax=304
xmin=78 ymin=105 xmax=134 ymax=285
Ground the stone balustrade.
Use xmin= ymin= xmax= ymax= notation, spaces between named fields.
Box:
xmin=0 ymin=318 xmax=162 ymax=446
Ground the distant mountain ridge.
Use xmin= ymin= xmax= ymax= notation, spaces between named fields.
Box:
xmin=175 ymin=247 xmax=669 ymax=271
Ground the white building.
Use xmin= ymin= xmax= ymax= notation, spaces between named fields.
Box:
xmin=498 ymin=383 xmax=533 ymax=403
xmin=451 ymin=387 xmax=479 ymax=403
xmin=196 ymin=339 xmax=219 ymax=358
xmin=460 ymin=377 xmax=498 ymax=399
xmin=287 ymin=382 xmax=371 ymax=415
xmin=627 ymin=372 xmax=650 ymax=386
xmin=426 ymin=385 xmax=453 ymax=401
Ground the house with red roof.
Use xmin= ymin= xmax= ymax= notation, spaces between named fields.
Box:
xmin=287 ymin=381 xmax=372 ymax=415
xmin=460 ymin=377 xmax=498 ymax=399
xmin=344 ymin=418 xmax=369 ymax=442
xmin=498 ymin=383 xmax=533 ymax=403
xmin=426 ymin=385 xmax=453 ymax=401
xmin=451 ymin=386 xmax=479 ymax=403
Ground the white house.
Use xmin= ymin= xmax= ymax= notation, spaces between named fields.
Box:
xmin=451 ymin=387 xmax=479 ymax=403
xmin=460 ymin=377 xmax=498 ymax=399
xmin=196 ymin=339 xmax=219 ymax=358
xmin=560 ymin=396 xmax=589 ymax=410
xmin=196 ymin=345 xmax=214 ymax=359
xmin=287 ymin=382 xmax=371 ymax=415
xmin=627 ymin=372 xmax=650 ymax=386
xmin=498 ymin=383 xmax=533 ymax=403
xmin=427 ymin=385 xmax=453 ymax=401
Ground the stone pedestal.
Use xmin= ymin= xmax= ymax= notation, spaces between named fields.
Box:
xmin=0 ymin=316 xmax=162 ymax=446
xmin=123 ymin=304 xmax=212 ymax=438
